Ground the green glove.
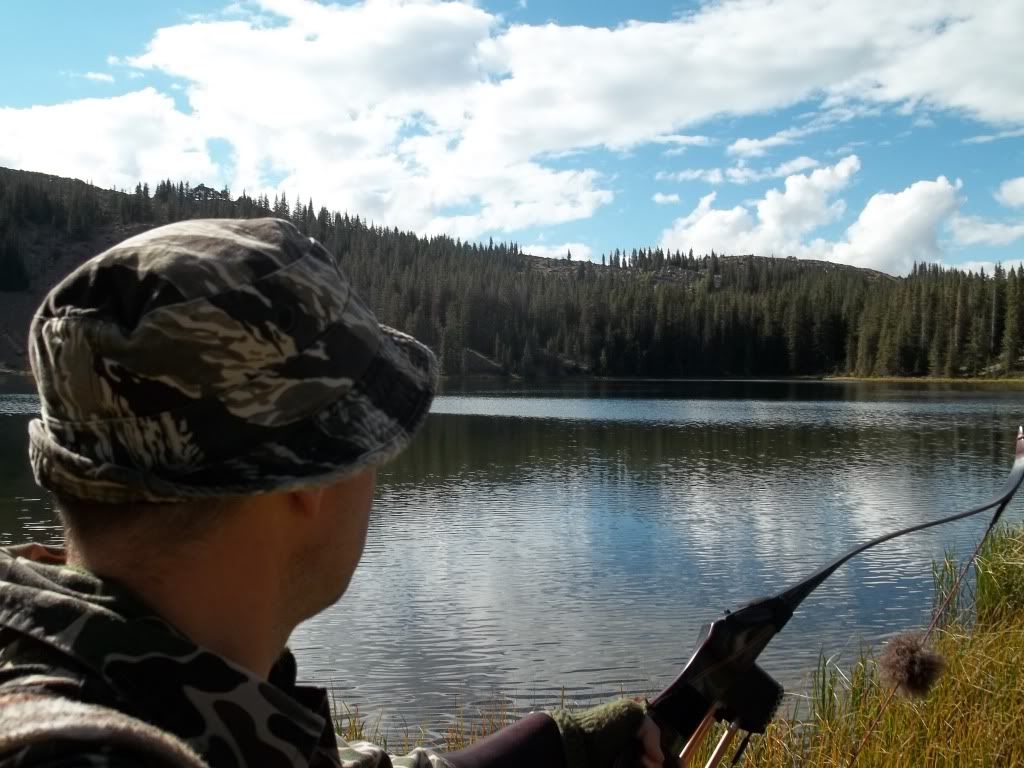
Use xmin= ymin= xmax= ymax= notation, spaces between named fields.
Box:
xmin=547 ymin=699 xmax=647 ymax=768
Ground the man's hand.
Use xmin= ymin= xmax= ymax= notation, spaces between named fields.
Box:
xmin=636 ymin=715 xmax=666 ymax=768
xmin=610 ymin=713 xmax=670 ymax=768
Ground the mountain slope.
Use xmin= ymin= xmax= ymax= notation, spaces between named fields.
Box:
xmin=1 ymin=166 xmax=1015 ymax=380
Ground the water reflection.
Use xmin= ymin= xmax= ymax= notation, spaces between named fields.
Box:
xmin=296 ymin=392 xmax=1022 ymax=731
xmin=0 ymin=381 xmax=1021 ymax=734
xmin=0 ymin=414 xmax=61 ymax=546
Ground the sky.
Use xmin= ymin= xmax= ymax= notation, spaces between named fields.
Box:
xmin=1 ymin=0 xmax=1023 ymax=275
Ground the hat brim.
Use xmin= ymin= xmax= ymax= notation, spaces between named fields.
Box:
xmin=30 ymin=325 xmax=437 ymax=503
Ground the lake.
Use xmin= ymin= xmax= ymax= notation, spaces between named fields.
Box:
xmin=1 ymin=376 xmax=1022 ymax=737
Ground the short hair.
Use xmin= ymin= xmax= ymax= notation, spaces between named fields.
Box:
xmin=55 ymin=495 xmax=238 ymax=549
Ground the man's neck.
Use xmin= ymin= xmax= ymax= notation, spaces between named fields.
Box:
xmin=67 ymin=526 xmax=293 ymax=679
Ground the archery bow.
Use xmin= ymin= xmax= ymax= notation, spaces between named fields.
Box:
xmin=647 ymin=426 xmax=1024 ymax=768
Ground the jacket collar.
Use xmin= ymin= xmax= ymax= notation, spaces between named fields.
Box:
xmin=0 ymin=545 xmax=338 ymax=767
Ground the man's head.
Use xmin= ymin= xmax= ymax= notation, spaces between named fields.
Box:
xmin=28 ymin=219 xmax=436 ymax=614
xmin=30 ymin=218 xmax=436 ymax=505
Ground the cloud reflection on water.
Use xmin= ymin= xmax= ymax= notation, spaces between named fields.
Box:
xmin=294 ymin=388 xmax=1023 ymax=731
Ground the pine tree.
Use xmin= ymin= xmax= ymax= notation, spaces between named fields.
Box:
xmin=0 ymin=230 xmax=28 ymax=291
xmin=521 ymin=337 xmax=536 ymax=376
xmin=946 ymin=280 xmax=967 ymax=376
xmin=273 ymin=191 xmax=290 ymax=219
xmin=3 ymin=166 xmax=1019 ymax=382
xmin=1002 ymin=267 xmax=1021 ymax=373
xmin=990 ymin=264 xmax=1006 ymax=358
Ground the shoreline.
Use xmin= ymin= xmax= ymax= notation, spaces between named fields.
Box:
xmin=824 ymin=374 xmax=1024 ymax=385
xmin=442 ymin=373 xmax=1024 ymax=385
xmin=7 ymin=369 xmax=1024 ymax=386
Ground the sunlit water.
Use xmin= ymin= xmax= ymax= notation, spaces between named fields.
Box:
xmin=2 ymin=376 xmax=1022 ymax=736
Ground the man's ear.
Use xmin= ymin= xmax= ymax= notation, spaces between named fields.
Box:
xmin=287 ymin=486 xmax=326 ymax=520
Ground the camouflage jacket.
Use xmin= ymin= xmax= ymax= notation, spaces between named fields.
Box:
xmin=0 ymin=544 xmax=450 ymax=768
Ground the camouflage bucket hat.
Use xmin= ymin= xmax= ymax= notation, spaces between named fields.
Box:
xmin=27 ymin=218 xmax=437 ymax=504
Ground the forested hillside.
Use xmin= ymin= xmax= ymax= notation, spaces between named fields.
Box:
xmin=1 ymin=166 xmax=1021 ymax=379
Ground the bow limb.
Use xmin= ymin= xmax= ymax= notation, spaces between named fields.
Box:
xmin=649 ymin=427 xmax=1024 ymax=761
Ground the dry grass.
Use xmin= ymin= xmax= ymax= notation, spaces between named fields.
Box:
xmin=332 ymin=697 xmax=518 ymax=754
xmin=682 ymin=619 xmax=1024 ymax=767
xmin=685 ymin=525 xmax=1024 ymax=767
xmin=440 ymin=699 xmax=517 ymax=751
xmin=333 ymin=701 xmax=390 ymax=749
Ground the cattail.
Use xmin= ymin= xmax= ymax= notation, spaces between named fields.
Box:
xmin=878 ymin=631 xmax=945 ymax=698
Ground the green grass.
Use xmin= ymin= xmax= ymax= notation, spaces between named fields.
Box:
xmin=333 ymin=526 xmax=1024 ymax=765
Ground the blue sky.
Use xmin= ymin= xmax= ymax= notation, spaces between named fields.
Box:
xmin=2 ymin=0 xmax=1023 ymax=274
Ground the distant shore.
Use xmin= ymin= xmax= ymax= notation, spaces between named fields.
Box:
xmin=824 ymin=374 xmax=1024 ymax=385
xmin=442 ymin=372 xmax=1024 ymax=386
xmin=7 ymin=368 xmax=1024 ymax=387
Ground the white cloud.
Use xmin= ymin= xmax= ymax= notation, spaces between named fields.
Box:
xmin=756 ymin=156 xmax=860 ymax=245
xmin=83 ymin=72 xmax=115 ymax=83
xmin=725 ymin=156 xmax=819 ymax=184
xmin=0 ymin=89 xmax=216 ymax=190
xmin=842 ymin=0 xmax=1024 ymax=125
xmin=830 ymin=177 xmax=961 ymax=273
xmin=771 ymin=156 xmax=820 ymax=176
xmin=995 ymin=177 xmax=1024 ymax=208
xmin=964 ymin=127 xmax=1024 ymax=145
xmin=3 ymin=0 xmax=1023 ymax=240
xmin=657 ymin=168 xmax=724 ymax=184
xmin=661 ymin=192 xmax=756 ymax=255
xmin=728 ymin=134 xmax=796 ymax=158
xmin=958 ymin=260 xmax=999 ymax=275
xmin=524 ymin=242 xmax=594 ymax=261
xmin=723 ymin=166 xmax=757 ymax=184
xmin=652 ymin=192 xmax=680 ymax=204
xmin=655 ymin=134 xmax=713 ymax=157
xmin=660 ymin=157 xmax=967 ymax=275
xmin=945 ymin=178 xmax=1024 ymax=248
xmin=124 ymin=0 xmax=1024 ymax=163
xmin=661 ymin=156 xmax=861 ymax=257
xmin=950 ymin=216 xmax=1024 ymax=247
xmin=653 ymin=134 xmax=712 ymax=147
xmin=118 ymin=0 xmax=612 ymax=238
xmin=658 ymin=156 xmax=819 ymax=186
xmin=728 ymin=105 xmax=880 ymax=158
xmin=828 ymin=140 xmax=868 ymax=156
xmin=423 ymin=165 xmax=613 ymax=238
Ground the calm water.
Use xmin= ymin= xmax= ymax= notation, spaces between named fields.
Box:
xmin=2 ymin=376 xmax=1023 ymax=736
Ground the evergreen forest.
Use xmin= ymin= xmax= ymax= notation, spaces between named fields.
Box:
xmin=1 ymin=166 xmax=1021 ymax=379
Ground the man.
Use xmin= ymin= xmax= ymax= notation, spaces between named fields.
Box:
xmin=0 ymin=219 xmax=666 ymax=767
